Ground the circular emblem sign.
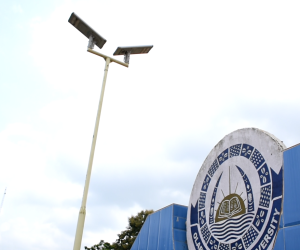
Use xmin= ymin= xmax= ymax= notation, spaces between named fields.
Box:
xmin=187 ymin=128 xmax=285 ymax=250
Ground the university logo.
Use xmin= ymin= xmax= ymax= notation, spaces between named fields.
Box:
xmin=187 ymin=128 xmax=285 ymax=250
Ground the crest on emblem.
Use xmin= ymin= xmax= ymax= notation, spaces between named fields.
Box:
xmin=187 ymin=129 xmax=284 ymax=250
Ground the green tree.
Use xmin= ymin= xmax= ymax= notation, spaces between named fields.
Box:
xmin=85 ymin=209 xmax=153 ymax=250
xmin=84 ymin=240 xmax=113 ymax=250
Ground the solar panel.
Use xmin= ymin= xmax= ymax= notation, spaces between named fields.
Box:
xmin=113 ymin=45 xmax=153 ymax=55
xmin=68 ymin=12 xmax=106 ymax=49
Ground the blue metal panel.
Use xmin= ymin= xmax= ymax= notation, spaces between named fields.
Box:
xmin=132 ymin=230 xmax=140 ymax=250
xmin=130 ymin=204 xmax=188 ymax=250
xmin=273 ymin=229 xmax=284 ymax=250
xmin=138 ymin=217 xmax=150 ymax=250
xmin=279 ymin=212 xmax=284 ymax=229
xmin=284 ymin=224 xmax=300 ymax=249
xmin=147 ymin=210 xmax=160 ymax=250
xmin=157 ymin=205 xmax=173 ymax=250
xmin=131 ymin=238 xmax=139 ymax=250
xmin=173 ymin=229 xmax=186 ymax=242
xmin=173 ymin=205 xmax=188 ymax=250
xmin=173 ymin=216 xmax=186 ymax=231
xmin=283 ymin=145 xmax=300 ymax=227
xmin=173 ymin=204 xmax=187 ymax=218
xmin=174 ymin=240 xmax=188 ymax=250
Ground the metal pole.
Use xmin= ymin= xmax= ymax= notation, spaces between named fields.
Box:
xmin=73 ymin=57 xmax=111 ymax=250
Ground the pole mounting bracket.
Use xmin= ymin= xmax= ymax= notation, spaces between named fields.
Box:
xmin=87 ymin=35 xmax=95 ymax=49
xmin=124 ymin=51 xmax=131 ymax=64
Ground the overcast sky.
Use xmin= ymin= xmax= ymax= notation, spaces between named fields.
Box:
xmin=1 ymin=0 xmax=300 ymax=249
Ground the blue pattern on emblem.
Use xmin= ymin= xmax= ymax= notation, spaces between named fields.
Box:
xmin=219 ymin=243 xmax=230 ymax=250
xmin=240 ymin=144 xmax=254 ymax=159
xmin=199 ymin=192 xmax=206 ymax=210
xmin=253 ymin=207 xmax=268 ymax=231
xmin=242 ymin=226 xmax=259 ymax=248
xmin=208 ymin=159 xmax=219 ymax=177
xmin=230 ymin=144 xmax=242 ymax=157
xmin=231 ymin=239 xmax=245 ymax=250
xmin=199 ymin=209 xmax=206 ymax=227
xmin=251 ymin=198 xmax=282 ymax=250
xmin=258 ymin=164 xmax=271 ymax=186
xmin=191 ymin=225 xmax=206 ymax=250
xmin=207 ymin=235 xmax=219 ymax=250
xmin=237 ymin=165 xmax=245 ymax=176
xmin=190 ymin=201 xmax=198 ymax=225
xmin=201 ymin=174 xmax=211 ymax=192
xmin=200 ymin=224 xmax=211 ymax=243
xmin=259 ymin=185 xmax=271 ymax=208
xmin=250 ymin=149 xmax=265 ymax=169
xmin=209 ymin=173 xmax=223 ymax=224
xmin=271 ymin=167 xmax=283 ymax=199
xmin=236 ymin=165 xmax=255 ymax=212
xmin=218 ymin=149 xmax=229 ymax=165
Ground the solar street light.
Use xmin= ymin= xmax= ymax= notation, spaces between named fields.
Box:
xmin=68 ymin=12 xmax=153 ymax=250
xmin=114 ymin=45 xmax=153 ymax=63
xmin=68 ymin=12 xmax=106 ymax=49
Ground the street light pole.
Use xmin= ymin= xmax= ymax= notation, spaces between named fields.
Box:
xmin=73 ymin=51 xmax=128 ymax=250
xmin=68 ymin=12 xmax=152 ymax=250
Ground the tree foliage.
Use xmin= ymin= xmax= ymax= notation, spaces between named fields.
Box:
xmin=85 ymin=209 xmax=153 ymax=250
xmin=84 ymin=240 xmax=113 ymax=250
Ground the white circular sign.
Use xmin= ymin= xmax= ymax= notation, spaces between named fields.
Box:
xmin=187 ymin=128 xmax=285 ymax=250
